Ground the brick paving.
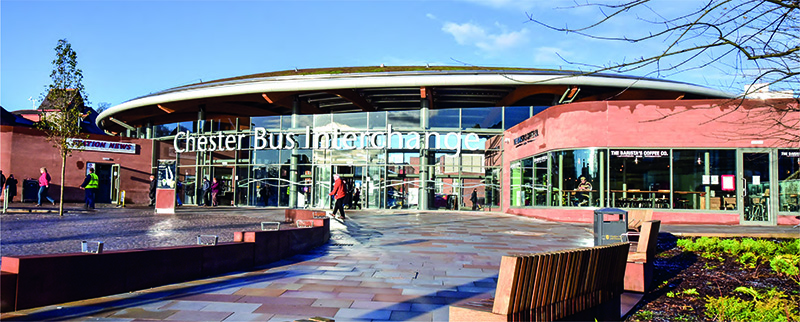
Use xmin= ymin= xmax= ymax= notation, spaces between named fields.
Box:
xmin=1 ymin=204 xmax=797 ymax=321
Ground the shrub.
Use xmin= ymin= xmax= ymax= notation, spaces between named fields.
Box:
xmin=704 ymin=287 xmax=799 ymax=321
xmin=770 ymin=254 xmax=800 ymax=286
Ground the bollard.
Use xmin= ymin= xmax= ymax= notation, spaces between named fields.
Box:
xmin=81 ymin=241 xmax=104 ymax=254
xmin=261 ymin=222 xmax=280 ymax=231
xmin=196 ymin=235 xmax=218 ymax=246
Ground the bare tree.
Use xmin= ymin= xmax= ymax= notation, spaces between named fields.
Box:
xmin=528 ymin=0 xmax=798 ymax=97
xmin=37 ymin=39 xmax=89 ymax=216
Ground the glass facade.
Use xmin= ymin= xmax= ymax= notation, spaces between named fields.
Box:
xmin=151 ymin=106 xmax=524 ymax=210
xmin=511 ymin=148 xmax=750 ymax=211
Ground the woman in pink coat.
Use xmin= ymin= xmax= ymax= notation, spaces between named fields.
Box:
xmin=37 ymin=167 xmax=55 ymax=206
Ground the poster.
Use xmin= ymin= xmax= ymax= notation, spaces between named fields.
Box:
xmin=157 ymin=160 xmax=177 ymax=189
xmin=721 ymin=175 xmax=736 ymax=191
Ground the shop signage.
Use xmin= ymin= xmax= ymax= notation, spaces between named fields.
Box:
xmin=610 ymin=150 xmax=669 ymax=158
xmin=780 ymin=151 xmax=800 ymax=158
xmin=174 ymin=125 xmax=481 ymax=156
xmin=68 ymin=138 xmax=136 ymax=154
xmin=513 ymin=129 xmax=539 ymax=147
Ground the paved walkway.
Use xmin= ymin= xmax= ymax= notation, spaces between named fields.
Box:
xmin=1 ymin=205 xmax=798 ymax=321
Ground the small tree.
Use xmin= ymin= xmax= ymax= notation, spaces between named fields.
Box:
xmin=37 ymin=39 xmax=89 ymax=216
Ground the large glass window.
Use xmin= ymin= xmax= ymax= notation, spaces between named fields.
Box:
xmin=778 ymin=150 xmax=800 ymax=213
xmin=387 ymin=110 xmax=420 ymax=129
xmin=504 ymin=106 xmax=530 ymax=130
xmin=462 ymin=107 xmax=503 ymax=130
xmin=532 ymin=154 xmax=549 ymax=206
xmin=553 ymin=149 xmax=602 ymax=207
xmin=429 ymin=108 xmax=460 ymax=129
xmin=252 ymin=116 xmax=281 ymax=130
xmin=672 ymin=150 xmax=736 ymax=210
xmin=609 ymin=149 xmax=670 ymax=208
xmin=333 ymin=112 xmax=368 ymax=130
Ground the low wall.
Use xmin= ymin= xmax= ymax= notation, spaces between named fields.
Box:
xmin=0 ymin=214 xmax=330 ymax=312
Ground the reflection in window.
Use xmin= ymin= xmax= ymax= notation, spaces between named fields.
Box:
xmin=552 ymin=149 xmax=601 ymax=207
xmin=778 ymin=150 xmax=800 ymax=212
xmin=387 ymin=110 xmax=419 ymax=128
xmin=504 ymin=106 xmax=530 ymax=130
xmin=609 ymin=150 xmax=670 ymax=209
xmin=333 ymin=112 xmax=368 ymax=130
xmin=533 ymin=155 xmax=548 ymax=206
xmin=252 ymin=116 xmax=281 ymax=130
xmin=673 ymin=150 xmax=736 ymax=210
xmin=314 ymin=114 xmax=331 ymax=128
xmin=369 ymin=111 xmax=386 ymax=129
xmin=429 ymin=108 xmax=460 ymax=129
xmin=462 ymin=107 xmax=502 ymax=130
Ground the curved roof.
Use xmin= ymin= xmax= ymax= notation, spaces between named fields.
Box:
xmin=97 ymin=66 xmax=733 ymax=133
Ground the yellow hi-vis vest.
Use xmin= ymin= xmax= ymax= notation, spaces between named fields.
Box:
xmin=86 ymin=173 xmax=99 ymax=189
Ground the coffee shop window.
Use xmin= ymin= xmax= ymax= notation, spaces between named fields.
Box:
xmin=552 ymin=149 xmax=602 ymax=207
xmin=778 ymin=150 xmax=800 ymax=213
xmin=510 ymin=158 xmax=533 ymax=207
xmin=532 ymin=154 xmax=549 ymax=206
xmin=672 ymin=150 xmax=737 ymax=210
xmin=609 ymin=150 xmax=671 ymax=208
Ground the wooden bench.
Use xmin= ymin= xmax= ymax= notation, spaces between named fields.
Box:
xmin=449 ymin=242 xmax=630 ymax=322
xmin=624 ymin=220 xmax=661 ymax=293
xmin=626 ymin=209 xmax=653 ymax=232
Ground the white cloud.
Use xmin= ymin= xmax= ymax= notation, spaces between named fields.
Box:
xmin=442 ymin=21 xmax=530 ymax=55
xmin=426 ymin=13 xmax=437 ymax=20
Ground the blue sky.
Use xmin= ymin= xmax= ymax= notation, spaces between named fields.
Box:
xmin=1 ymin=0 xmax=754 ymax=111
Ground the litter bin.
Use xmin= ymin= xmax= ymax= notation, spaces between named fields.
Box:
xmin=22 ymin=179 xmax=39 ymax=203
xmin=593 ymin=208 xmax=628 ymax=246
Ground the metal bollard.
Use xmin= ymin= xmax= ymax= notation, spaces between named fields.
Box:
xmin=196 ymin=235 xmax=218 ymax=246
xmin=81 ymin=241 xmax=104 ymax=254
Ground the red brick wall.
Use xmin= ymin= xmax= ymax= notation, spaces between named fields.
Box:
xmin=0 ymin=126 xmax=153 ymax=204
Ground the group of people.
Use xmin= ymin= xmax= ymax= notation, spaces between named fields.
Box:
xmin=0 ymin=168 xmax=59 ymax=207
xmin=148 ymin=175 xmax=223 ymax=207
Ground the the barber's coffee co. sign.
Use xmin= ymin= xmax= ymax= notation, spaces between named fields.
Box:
xmin=174 ymin=125 xmax=482 ymax=156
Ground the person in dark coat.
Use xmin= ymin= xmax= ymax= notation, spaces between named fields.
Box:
xmin=471 ymin=189 xmax=479 ymax=211
xmin=352 ymin=188 xmax=361 ymax=209
xmin=5 ymin=174 xmax=17 ymax=203
xmin=148 ymin=175 xmax=157 ymax=206
xmin=201 ymin=177 xmax=211 ymax=206
xmin=0 ymin=170 xmax=6 ymax=201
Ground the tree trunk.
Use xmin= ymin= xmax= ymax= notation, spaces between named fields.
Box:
xmin=59 ymin=151 xmax=66 ymax=216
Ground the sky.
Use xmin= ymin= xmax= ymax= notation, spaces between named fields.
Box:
xmin=1 ymin=0 xmax=761 ymax=112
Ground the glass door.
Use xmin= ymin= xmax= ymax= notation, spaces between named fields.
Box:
xmin=739 ymin=150 xmax=775 ymax=225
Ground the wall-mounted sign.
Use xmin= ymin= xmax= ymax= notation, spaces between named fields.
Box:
xmin=779 ymin=150 xmax=800 ymax=158
xmin=513 ymin=129 xmax=539 ymax=147
xmin=157 ymin=160 xmax=176 ymax=189
xmin=174 ymin=125 xmax=481 ymax=157
xmin=610 ymin=150 xmax=669 ymax=158
xmin=68 ymin=138 xmax=136 ymax=154
xmin=721 ymin=174 xmax=736 ymax=191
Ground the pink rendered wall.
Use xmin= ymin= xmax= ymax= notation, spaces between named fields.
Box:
xmin=501 ymin=98 xmax=800 ymax=225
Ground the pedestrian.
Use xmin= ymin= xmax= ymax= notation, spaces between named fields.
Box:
xmin=79 ymin=167 xmax=99 ymax=210
xmin=148 ymin=175 xmax=157 ymax=206
xmin=0 ymin=170 xmax=6 ymax=200
xmin=37 ymin=167 xmax=56 ymax=207
xmin=328 ymin=174 xmax=346 ymax=219
xmin=352 ymin=187 xmax=361 ymax=209
xmin=259 ymin=184 xmax=269 ymax=207
xmin=201 ymin=177 xmax=211 ymax=206
xmin=5 ymin=174 xmax=17 ymax=203
xmin=210 ymin=177 xmax=220 ymax=207
xmin=471 ymin=189 xmax=479 ymax=211
xmin=175 ymin=179 xmax=183 ymax=206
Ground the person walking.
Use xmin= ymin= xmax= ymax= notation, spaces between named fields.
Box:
xmin=79 ymin=167 xmax=99 ymax=210
xmin=328 ymin=174 xmax=346 ymax=219
xmin=37 ymin=167 xmax=56 ymax=207
xmin=471 ymin=189 xmax=479 ymax=211
xmin=210 ymin=177 xmax=220 ymax=207
xmin=5 ymin=174 xmax=17 ymax=203
xmin=175 ymin=179 xmax=183 ymax=206
xmin=352 ymin=187 xmax=361 ymax=210
xmin=148 ymin=175 xmax=157 ymax=206
xmin=200 ymin=177 xmax=211 ymax=206
xmin=0 ymin=170 xmax=6 ymax=201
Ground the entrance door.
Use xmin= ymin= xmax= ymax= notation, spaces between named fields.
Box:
xmin=739 ymin=150 xmax=775 ymax=225
xmin=89 ymin=163 xmax=113 ymax=204
xmin=110 ymin=164 xmax=120 ymax=204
